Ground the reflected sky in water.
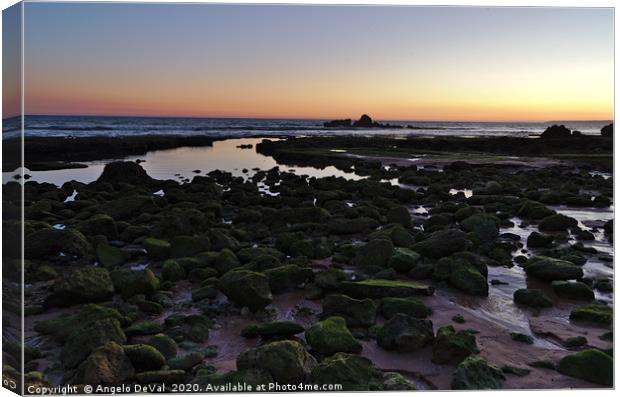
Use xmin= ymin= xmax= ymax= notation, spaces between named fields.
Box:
xmin=3 ymin=138 xmax=365 ymax=185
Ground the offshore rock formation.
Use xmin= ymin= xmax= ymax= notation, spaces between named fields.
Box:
xmin=323 ymin=114 xmax=403 ymax=129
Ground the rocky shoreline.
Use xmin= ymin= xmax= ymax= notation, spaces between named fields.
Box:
xmin=2 ymin=132 xmax=614 ymax=391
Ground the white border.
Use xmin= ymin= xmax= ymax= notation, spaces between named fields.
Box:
xmin=0 ymin=2 xmax=617 ymax=397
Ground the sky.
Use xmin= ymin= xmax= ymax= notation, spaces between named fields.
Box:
xmin=6 ymin=3 xmax=615 ymax=121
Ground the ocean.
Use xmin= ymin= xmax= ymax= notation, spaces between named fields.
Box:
xmin=1 ymin=115 xmax=611 ymax=139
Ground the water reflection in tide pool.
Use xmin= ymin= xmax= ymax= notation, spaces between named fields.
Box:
xmin=2 ymin=138 xmax=366 ymax=186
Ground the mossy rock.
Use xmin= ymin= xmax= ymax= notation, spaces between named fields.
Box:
xmin=73 ymin=342 xmax=134 ymax=385
xmin=241 ymin=321 xmax=304 ymax=338
xmin=558 ymin=349 xmax=612 ymax=386
xmin=61 ymin=318 xmax=127 ymax=369
xmin=527 ymin=232 xmax=554 ymax=248
xmin=569 ymin=303 xmax=612 ymax=325
xmin=451 ymin=355 xmax=505 ymax=390
xmin=25 ymin=228 xmax=92 ymax=259
xmin=305 ymin=317 xmax=362 ymax=356
xmin=110 ymin=268 xmax=160 ymax=299
xmin=35 ymin=304 xmax=128 ymax=341
xmin=314 ymin=268 xmax=347 ymax=292
xmin=96 ymin=243 xmax=130 ymax=267
xmin=388 ymin=248 xmax=421 ymax=273
xmin=246 ymin=254 xmax=282 ymax=272
xmin=164 ymin=314 xmax=211 ymax=343
xmin=236 ymin=340 xmax=317 ymax=384
xmin=124 ymin=344 xmax=166 ymax=371
xmin=432 ymin=325 xmax=479 ymax=365
xmin=377 ymin=314 xmax=434 ymax=352
xmin=171 ymin=235 xmax=209 ymax=258
xmin=516 ymin=200 xmax=555 ymax=220
xmin=146 ymin=334 xmax=178 ymax=360
xmin=513 ymin=288 xmax=553 ymax=308
xmin=33 ymin=265 xmax=58 ymax=281
xmin=371 ymin=224 xmax=416 ymax=248
xmin=77 ymin=214 xmax=118 ymax=239
xmin=449 ymin=267 xmax=488 ymax=296
xmin=125 ymin=320 xmax=164 ymax=336
xmin=218 ymin=269 xmax=273 ymax=311
xmin=47 ymin=267 xmax=114 ymax=307
xmin=563 ymin=336 xmax=587 ymax=348
xmin=460 ymin=213 xmax=499 ymax=243
xmin=538 ymin=214 xmax=578 ymax=232
xmin=355 ymin=238 xmax=394 ymax=269
xmin=289 ymin=239 xmax=315 ymax=258
xmin=191 ymin=285 xmax=217 ymax=302
xmin=143 ymin=237 xmax=171 ymax=260
xmin=162 ymin=259 xmax=186 ymax=282
xmin=339 ymin=279 xmax=434 ymax=299
xmin=168 ymin=351 xmax=204 ymax=371
xmin=213 ymin=248 xmax=242 ymax=274
xmin=381 ymin=371 xmax=417 ymax=390
xmin=327 ymin=217 xmax=380 ymax=235
xmin=380 ymin=297 xmax=431 ymax=319
xmin=386 ymin=206 xmax=412 ymax=228
xmin=524 ymin=256 xmax=583 ymax=281
xmin=237 ymin=246 xmax=286 ymax=264
xmin=264 ymin=265 xmax=313 ymax=293
xmin=510 ymin=332 xmax=534 ymax=344
xmin=412 ymin=229 xmax=472 ymax=259
xmin=309 ymin=353 xmax=383 ymax=391
xmin=454 ymin=206 xmax=481 ymax=222
xmin=322 ymin=293 xmax=377 ymax=328
xmin=551 ymin=281 xmax=594 ymax=301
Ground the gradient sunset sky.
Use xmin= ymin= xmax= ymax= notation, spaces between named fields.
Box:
xmin=12 ymin=3 xmax=615 ymax=121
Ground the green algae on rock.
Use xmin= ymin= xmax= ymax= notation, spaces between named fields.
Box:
xmin=432 ymin=326 xmax=479 ymax=365
xmin=47 ymin=267 xmax=115 ymax=307
xmin=551 ymin=281 xmax=595 ymax=301
xmin=377 ymin=314 xmax=434 ymax=351
xmin=569 ymin=303 xmax=613 ymax=325
xmin=305 ymin=316 xmax=362 ymax=356
xmin=321 ymin=293 xmax=377 ymax=328
xmin=339 ymin=279 xmax=434 ymax=299
xmin=236 ymin=340 xmax=317 ymax=384
xmin=451 ymin=355 xmax=505 ymax=390
xmin=110 ymin=268 xmax=160 ymax=299
xmin=218 ymin=269 xmax=273 ymax=311
xmin=123 ymin=344 xmax=166 ymax=371
xmin=309 ymin=353 xmax=384 ymax=391
xmin=513 ymin=288 xmax=553 ymax=308
xmin=241 ymin=321 xmax=304 ymax=339
xmin=558 ymin=349 xmax=613 ymax=386
xmin=380 ymin=297 xmax=432 ymax=319
xmin=73 ymin=342 xmax=134 ymax=385
xmin=524 ymin=256 xmax=583 ymax=281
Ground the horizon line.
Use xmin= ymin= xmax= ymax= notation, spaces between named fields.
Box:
xmin=2 ymin=113 xmax=614 ymax=125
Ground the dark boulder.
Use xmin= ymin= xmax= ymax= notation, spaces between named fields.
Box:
xmin=451 ymin=355 xmax=505 ymax=389
xmin=540 ymin=124 xmax=571 ymax=139
xmin=601 ymin=123 xmax=613 ymax=137
xmin=377 ymin=314 xmax=434 ymax=351
xmin=412 ymin=229 xmax=472 ymax=259
xmin=96 ymin=161 xmax=155 ymax=185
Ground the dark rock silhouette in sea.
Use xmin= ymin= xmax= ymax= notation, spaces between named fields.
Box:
xmin=540 ymin=124 xmax=572 ymax=139
xmin=324 ymin=114 xmax=403 ymax=129
xmin=323 ymin=119 xmax=352 ymax=128
xmin=601 ymin=123 xmax=613 ymax=137
xmin=353 ymin=114 xmax=374 ymax=128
